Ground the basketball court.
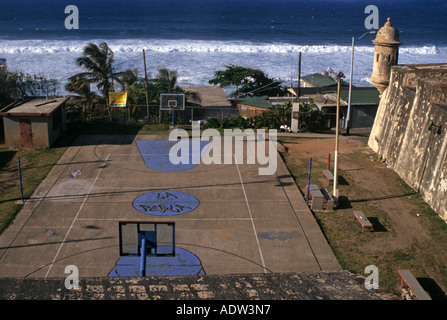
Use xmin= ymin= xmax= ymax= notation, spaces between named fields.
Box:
xmin=0 ymin=131 xmax=340 ymax=278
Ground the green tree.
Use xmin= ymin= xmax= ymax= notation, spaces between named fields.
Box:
xmin=208 ymin=64 xmax=284 ymax=98
xmin=115 ymin=68 xmax=139 ymax=91
xmin=74 ymin=42 xmax=119 ymax=106
xmin=0 ymin=69 xmax=58 ymax=108
xmin=65 ymin=73 xmax=99 ymax=104
xmin=298 ymin=101 xmax=327 ymax=132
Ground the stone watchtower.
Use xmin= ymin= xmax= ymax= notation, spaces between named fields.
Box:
xmin=370 ymin=18 xmax=402 ymax=95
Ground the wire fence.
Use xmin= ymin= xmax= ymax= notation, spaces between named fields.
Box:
xmin=66 ymin=103 xmax=239 ymax=125
xmin=65 ymin=102 xmax=330 ymax=131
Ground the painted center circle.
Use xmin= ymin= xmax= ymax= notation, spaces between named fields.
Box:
xmin=133 ymin=190 xmax=199 ymax=216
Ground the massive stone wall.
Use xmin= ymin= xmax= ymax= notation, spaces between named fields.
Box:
xmin=368 ymin=63 xmax=447 ymax=222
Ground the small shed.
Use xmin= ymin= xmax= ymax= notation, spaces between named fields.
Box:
xmin=0 ymin=97 xmax=68 ymax=148
xmin=180 ymin=86 xmax=233 ymax=120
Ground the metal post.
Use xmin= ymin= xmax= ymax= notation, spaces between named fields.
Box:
xmin=140 ymin=238 xmax=146 ymax=277
xmin=18 ymin=157 xmax=24 ymax=203
xmin=143 ymin=49 xmax=150 ymax=123
xmin=290 ymin=66 xmax=293 ymax=89
xmin=305 ymin=158 xmax=312 ymax=204
xmin=333 ymin=73 xmax=344 ymax=202
xmin=346 ymin=36 xmax=355 ymax=135
xmin=346 ymin=31 xmax=375 ymax=134
xmin=298 ymin=52 xmax=301 ymax=98
xmin=172 ymin=223 xmax=176 ymax=256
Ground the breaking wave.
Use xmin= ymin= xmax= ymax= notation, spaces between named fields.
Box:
xmin=0 ymin=39 xmax=443 ymax=56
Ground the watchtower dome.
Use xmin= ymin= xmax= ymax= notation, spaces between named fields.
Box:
xmin=370 ymin=18 xmax=402 ymax=95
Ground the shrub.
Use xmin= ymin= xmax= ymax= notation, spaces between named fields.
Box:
xmin=204 ymin=117 xmax=220 ymax=128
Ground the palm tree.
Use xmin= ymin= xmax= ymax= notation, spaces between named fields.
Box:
xmin=65 ymin=73 xmax=98 ymax=101
xmin=154 ymin=66 xmax=201 ymax=105
xmin=115 ymin=68 xmax=139 ymax=91
xmin=65 ymin=73 xmax=100 ymax=119
xmin=75 ymin=42 xmax=118 ymax=106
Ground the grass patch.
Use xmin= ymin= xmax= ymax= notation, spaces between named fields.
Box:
xmin=278 ymin=137 xmax=447 ymax=299
xmin=0 ymin=146 xmax=68 ymax=234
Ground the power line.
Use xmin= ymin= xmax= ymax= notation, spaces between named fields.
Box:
xmin=113 ymin=52 xmax=143 ymax=68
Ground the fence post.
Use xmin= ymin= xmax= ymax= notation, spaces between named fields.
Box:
xmin=305 ymin=158 xmax=312 ymax=204
xmin=18 ymin=157 xmax=24 ymax=203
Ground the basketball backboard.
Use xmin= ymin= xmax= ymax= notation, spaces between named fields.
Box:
xmin=160 ymin=93 xmax=185 ymax=111
xmin=118 ymin=221 xmax=175 ymax=257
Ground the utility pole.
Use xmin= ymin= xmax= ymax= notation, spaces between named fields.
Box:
xmin=347 ymin=31 xmax=375 ymax=135
xmin=346 ymin=36 xmax=354 ymax=135
xmin=297 ymin=52 xmax=301 ymax=99
xmin=290 ymin=66 xmax=293 ymax=89
xmin=143 ymin=49 xmax=150 ymax=123
xmin=333 ymin=72 xmax=344 ymax=203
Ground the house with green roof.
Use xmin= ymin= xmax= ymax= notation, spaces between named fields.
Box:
xmin=301 ymin=73 xmax=350 ymax=88
xmin=300 ymin=87 xmax=380 ymax=128
xmin=234 ymin=95 xmax=272 ymax=117
xmin=305 ymin=87 xmax=380 ymax=129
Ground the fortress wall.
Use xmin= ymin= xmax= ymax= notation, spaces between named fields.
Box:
xmin=368 ymin=64 xmax=447 ymax=221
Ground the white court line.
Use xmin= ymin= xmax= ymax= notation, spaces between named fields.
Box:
xmin=77 ymin=218 xmax=256 ymax=221
xmin=109 ymin=153 xmax=239 ymax=156
xmin=234 ymin=155 xmax=267 ymax=274
xmin=94 ymin=186 xmax=243 ymax=189
xmin=44 ymin=154 xmax=110 ymax=278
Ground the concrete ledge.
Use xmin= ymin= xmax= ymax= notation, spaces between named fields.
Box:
xmin=0 ymin=270 xmax=385 ymax=300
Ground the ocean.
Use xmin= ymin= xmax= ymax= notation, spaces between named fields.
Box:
xmin=0 ymin=0 xmax=446 ymax=94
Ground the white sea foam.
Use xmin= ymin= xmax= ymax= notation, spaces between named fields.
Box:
xmin=0 ymin=39 xmax=445 ymax=94
xmin=0 ymin=39 xmax=443 ymax=55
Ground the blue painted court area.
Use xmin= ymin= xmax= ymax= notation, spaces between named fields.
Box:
xmin=136 ymin=140 xmax=211 ymax=171
xmin=133 ymin=190 xmax=199 ymax=216
xmin=108 ymin=247 xmax=204 ymax=277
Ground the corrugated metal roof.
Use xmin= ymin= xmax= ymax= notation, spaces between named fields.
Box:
xmin=301 ymin=73 xmax=350 ymax=88
xmin=0 ymin=97 xmax=68 ymax=116
xmin=238 ymin=95 xmax=272 ymax=109
xmin=301 ymin=73 xmax=338 ymax=87
xmin=180 ymin=86 xmax=230 ymax=107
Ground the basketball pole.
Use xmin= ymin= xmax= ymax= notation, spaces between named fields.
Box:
xmin=172 ymin=109 xmax=175 ymax=127
xmin=140 ymin=238 xmax=146 ymax=277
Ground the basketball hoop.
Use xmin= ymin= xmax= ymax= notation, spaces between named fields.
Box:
xmin=160 ymin=93 xmax=185 ymax=127
xmin=160 ymin=93 xmax=185 ymax=111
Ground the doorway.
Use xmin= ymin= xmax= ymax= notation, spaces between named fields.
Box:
xmin=19 ymin=119 xmax=33 ymax=148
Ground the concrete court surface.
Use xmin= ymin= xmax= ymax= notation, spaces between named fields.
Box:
xmin=0 ymin=134 xmax=340 ymax=278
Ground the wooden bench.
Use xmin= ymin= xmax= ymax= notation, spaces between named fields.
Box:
xmin=306 ymin=184 xmax=324 ymax=210
xmin=398 ymin=269 xmax=431 ymax=300
xmin=322 ymin=169 xmax=334 ymax=182
xmin=353 ymin=211 xmax=373 ymax=232
xmin=321 ymin=188 xmax=334 ymax=211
